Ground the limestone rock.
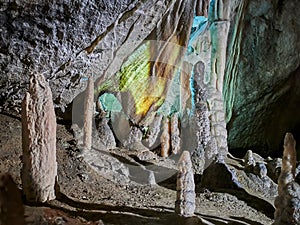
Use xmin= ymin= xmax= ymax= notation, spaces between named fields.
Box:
xmin=123 ymin=127 xmax=143 ymax=150
xmin=21 ymin=74 xmax=57 ymax=203
xmin=267 ymin=158 xmax=282 ymax=183
xmin=224 ymin=0 xmax=300 ymax=156
xmin=142 ymin=113 xmax=163 ymax=150
xmin=201 ymin=161 xmax=241 ymax=191
xmin=95 ymin=118 xmax=116 ymax=150
xmin=0 ymin=173 xmax=24 ymax=225
xmin=253 ymin=162 xmax=267 ymax=179
xmin=0 ymin=0 xmax=171 ymax=116
xmin=175 ymin=151 xmax=195 ymax=217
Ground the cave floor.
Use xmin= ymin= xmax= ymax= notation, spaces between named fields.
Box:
xmin=0 ymin=113 xmax=273 ymax=225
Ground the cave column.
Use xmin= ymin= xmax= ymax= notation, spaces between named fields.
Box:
xmin=207 ymin=0 xmax=231 ymax=157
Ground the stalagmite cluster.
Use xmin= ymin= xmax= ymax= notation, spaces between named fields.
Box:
xmin=0 ymin=173 xmax=24 ymax=225
xmin=83 ymin=76 xmax=94 ymax=151
xmin=274 ymin=133 xmax=300 ymax=224
xmin=21 ymin=74 xmax=57 ymax=203
xmin=175 ymin=151 xmax=196 ymax=217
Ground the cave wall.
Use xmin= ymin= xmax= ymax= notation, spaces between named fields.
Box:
xmin=224 ymin=0 xmax=300 ymax=156
xmin=0 ymin=0 xmax=171 ymax=116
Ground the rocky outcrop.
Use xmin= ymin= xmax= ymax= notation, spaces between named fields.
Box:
xmin=21 ymin=74 xmax=57 ymax=203
xmin=274 ymin=133 xmax=300 ymax=224
xmin=175 ymin=151 xmax=195 ymax=217
xmin=224 ymin=0 xmax=300 ymax=156
xmin=0 ymin=173 xmax=24 ymax=225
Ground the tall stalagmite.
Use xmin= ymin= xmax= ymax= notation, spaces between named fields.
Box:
xmin=207 ymin=0 xmax=231 ymax=157
xmin=274 ymin=133 xmax=300 ymax=224
xmin=160 ymin=116 xmax=171 ymax=158
xmin=175 ymin=151 xmax=196 ymax=217
xmin=83 ymin=76 xmax=94 ymax=151
xmin=21 ymin=74 xmax=57 ymax=203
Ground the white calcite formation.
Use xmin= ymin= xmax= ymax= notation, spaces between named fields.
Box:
xmin=175 ymin=151 xmax=196 ymax=217
xmin=21 ymin=74 xmax=57 ymax=203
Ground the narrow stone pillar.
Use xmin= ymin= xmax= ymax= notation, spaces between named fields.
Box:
xmin=175 ymin=151 xmax=195 ymax=217
xmin=207 ymin=0 xmax=231 ymax=157
xmin=274 ymin=133 xmax=300 ymax=224
xmin=160 ymin=116 xmax=171 ymax=158
xmin=0 ymin=173 xmax=24 ymax=225
xmin=21 ymin=74 xmax=57 ymax=203
xmin=83 ymin=76 xmax=94 ymax=151
xmin=171 ymin=112 xmax=181 ymax=155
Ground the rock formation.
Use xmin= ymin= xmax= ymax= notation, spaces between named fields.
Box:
xmin=175 ymin=151 xmax=195 ymax=217
xmin=142 ymin=113 xmax=163 ymax=150
xmin=274 ymin=133 xmax=300 ymax=224
xmin=0 ymin=173 xmax=24 ymax=225
xmin=224 ymin=0 xmax=300 ymax=156
xmin=160 ymin=116 xmax=171 ymax=158
xmin=170 ymin=113 xmax=181 ymax=155
xmin=189 ymin=61 xmax=217 ymax=174
xmin=21 ymin=74 xmax=57 ymax=203
xmin=83 ymin=76 xmax=94 ymax=151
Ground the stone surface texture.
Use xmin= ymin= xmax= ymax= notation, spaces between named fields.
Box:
xmin=224 ymin=0 xmax=300 ymax=156
xmin=21 ymin=74 xmax=57 ymax=203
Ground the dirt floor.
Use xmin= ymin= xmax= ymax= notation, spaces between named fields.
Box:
xmin=0 ymin=113 xmax=274 ymax=225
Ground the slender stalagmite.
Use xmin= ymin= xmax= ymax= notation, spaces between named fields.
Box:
xmin=83 ymin=76 xmax=94 ymax=151
xmin=21 ymin=74 xmax=57 ymax=203
xmin=175 ymin=151 xmax=195 ymax=217
xmin=0 ymin=173 xmax=24 ymax=225
xmin=274 ymin=133 xmax=300 ymax=224
xmin=171 ymin=112 xmax=181 ymax=155
xmin=160 ymin=116 xmax=171 ymax=157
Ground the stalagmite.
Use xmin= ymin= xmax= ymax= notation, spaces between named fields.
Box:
xmin=175 ymin=151 xmax=195 ymax=217
xmin=171 ymin=112 xmax=181 ymax=155
xmin=83 ymin=76 xmax=94 ymax=151
xmin=206 ymin=0 xmax=231 ymax=158
xmin=0 ymin=173 xmax=24 ymax=225
xmin=160 ymin=116 xmax=171 ymax=157
xmin=142 ymin=113 xmax=163 ymax=149
xmin=21 ymin=74 xmax=57 ymax=203
xmin=274 ymin=133 xmax=300 ymax=224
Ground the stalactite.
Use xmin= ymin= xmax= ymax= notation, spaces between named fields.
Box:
xmin=160 ymin=116 xmax=171 ymax=158
xmin=21 ymin=74 xmax=57 ymax=203
xmin=83 ymin=76 xmax=94 ymax=151
xmin=0 ymin=173 xmax=24 ymax=225
xmin=175 ymin=151 xmax=195 ymax=217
